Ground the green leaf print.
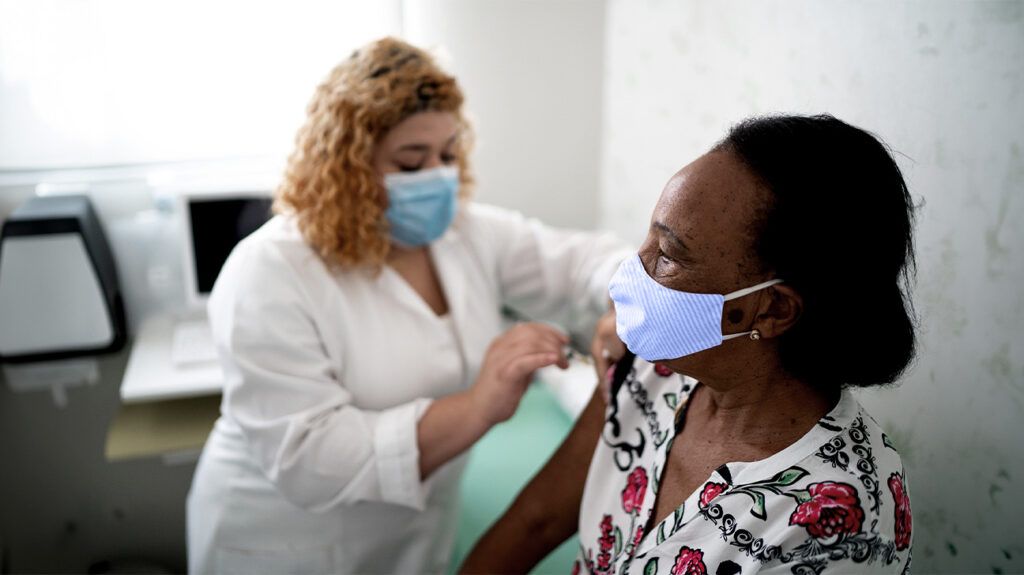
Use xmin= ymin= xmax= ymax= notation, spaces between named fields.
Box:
xmin=656 ymin=522 xmax=666 ymax=545
xmin=653 ymin=429 xmax=669 ymax=447
xmin=789 ymin=489 xmax=813 ymax=504
xmin=883 ymin=433 xmax=898 ymax=451
xmin=749 ymin=490 xmax=767 ymax=520
xmin=614 ymin=526 xmax=623 ymax=556
xmin=771 ymin=466 xmax=810 ymax=486
xmin=672 ymin=505 xmax=686 ymax=534
xmin=663 ymin=393 xmax=679 ymax=409
xmin=644 ymin=557 xmax=659 ymax=575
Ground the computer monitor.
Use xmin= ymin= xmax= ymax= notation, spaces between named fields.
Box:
xmin=180 ymin=190 xmax=273 ymax=309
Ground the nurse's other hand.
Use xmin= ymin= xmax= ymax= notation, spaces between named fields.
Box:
xmin=471 ymin=322 xmax=569 ymax=425
xmin=591 ymin=307 xmax=625 ymax=403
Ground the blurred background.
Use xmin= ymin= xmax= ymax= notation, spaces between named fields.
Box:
xmin=0 ymin=1 xmax=1021 ymax=573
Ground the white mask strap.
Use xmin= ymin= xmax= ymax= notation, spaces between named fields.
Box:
xmin=722 ymin=331 xmax=751 ymax=341
xmin=722 ymin=278 xmax=784 ymax=302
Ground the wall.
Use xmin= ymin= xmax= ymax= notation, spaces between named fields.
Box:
xmin=598 ymin=1 xmax=1024 ymax=572
xmin=404 ymin=0 xmax=606 ymax=229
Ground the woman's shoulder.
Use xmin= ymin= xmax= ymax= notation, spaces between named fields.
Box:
xmin=722 ymin=394 xmax=912 ymax=572
xmin=458 ymin=201 xmax=522 ymax=225
xmin=225 ymin=215 xmax=325 ymax=275
xmin=800 ymin=392 xmax=910 ymax=494
xmin=451 ymin=202 xmax=530 ymax=242
xmin=237 ymin=214 xmax=310 ymax=256
xmin=655 ymin=395 xmax=912 ymax=574
xmin=211 ymin=215 xmax=329 ymax=303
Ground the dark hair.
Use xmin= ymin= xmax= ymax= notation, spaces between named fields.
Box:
xmin=717 ymin=114 xmax=917 ymax=389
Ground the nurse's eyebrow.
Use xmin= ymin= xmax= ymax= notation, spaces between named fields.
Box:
xmin=396 ymin=134 xmax=459 ymax=153
xmin=396 ymin=144 xmax=431 ymax=152
xmin=653 ymin=221 xmax=690 ymax=253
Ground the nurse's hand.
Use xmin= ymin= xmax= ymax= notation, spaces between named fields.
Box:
xmin=471 ymin=322 xmax=570 ymax=425
xmin=418 ymin=322 xmax=568 ymax=479
xmin=590 ymin=307 xmax=625 ymax=403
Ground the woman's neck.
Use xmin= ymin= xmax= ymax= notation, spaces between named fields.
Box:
xmin=691 ymin=371 xmax=838 ymax=451
xmin=387 ymin=243 xmax=428 ymax=264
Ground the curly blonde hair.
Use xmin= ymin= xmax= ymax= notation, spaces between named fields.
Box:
xmin=274 ymin=37 xmax=475 ymax=268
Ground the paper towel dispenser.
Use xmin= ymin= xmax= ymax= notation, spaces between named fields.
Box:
xmin=0 ymin=195 xmax=127 ymax=362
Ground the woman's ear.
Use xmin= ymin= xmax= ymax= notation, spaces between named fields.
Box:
xmin=754 ymin=284 xmax=803 ymax=339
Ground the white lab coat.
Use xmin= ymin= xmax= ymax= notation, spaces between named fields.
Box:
xmin=186 ymin=202 xmax=630 ymax=574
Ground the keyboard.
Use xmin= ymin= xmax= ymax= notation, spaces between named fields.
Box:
xmin=170 ymin=319 xmax=218 ymax=366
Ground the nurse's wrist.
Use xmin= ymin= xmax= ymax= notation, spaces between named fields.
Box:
xmin=464 ymin=387 xmax=503 ymax=430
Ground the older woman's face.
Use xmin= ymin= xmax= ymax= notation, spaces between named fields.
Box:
xmin=638 ymin=150 xmax=775 ymax=369
xmin=639 ymin=150 xmax=769 ymax=294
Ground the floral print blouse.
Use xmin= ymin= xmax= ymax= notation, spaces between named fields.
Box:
xmin=574 ymin=358 xmax=912 ymax=575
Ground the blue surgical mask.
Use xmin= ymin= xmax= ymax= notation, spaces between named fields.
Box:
xmin=384 ymin=165 xmax=460 ymax=247
xmin=608 ymin=254 xmax=783 ymax=362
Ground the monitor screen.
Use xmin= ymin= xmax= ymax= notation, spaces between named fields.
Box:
xmin=188 ymin=196 xmax=273 ymax=295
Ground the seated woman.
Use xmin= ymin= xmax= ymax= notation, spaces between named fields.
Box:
xmin=460 ymin=114 xmax=916 ymax=575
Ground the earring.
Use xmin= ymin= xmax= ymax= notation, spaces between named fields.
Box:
xmin=749 ymin=329 xmax=761 ymax=341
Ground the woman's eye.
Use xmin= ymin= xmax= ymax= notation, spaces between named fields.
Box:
xmin=441 ymin=153 xmax=457 ymax=164
xmin=656 ymin=250 xmax=686 ymax=274
xmin=397 ymin=164 xmax=422 ymax=172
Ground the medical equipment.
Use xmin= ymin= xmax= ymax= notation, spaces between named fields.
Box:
xmin=171 ymin=191 xmax=271 ymax=365
xmin=180 ymin=191 xmax=273 ymax=308
xmin=0 ymin=194 xmax=126 ymax=362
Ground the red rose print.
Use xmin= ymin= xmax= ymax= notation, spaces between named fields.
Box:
xmin=595 ymin=514 xmax=614 ymax=573
xmin=632 ymin=525 xmax=644 ymax=549
xmin=670 ymin=546 xmax=707 ymax=575
xmin=789 ymin=481 xmax=865 ymax=540
xmin=654 ymin=363 xmax=674 ymax=377
xmin=571 ymin=560 xmax=581 ymax=575
xmin=599 ymin=515 xmax=614 ymax=551
xmin=699 ymin=481 xmax=728 ymax=508
xmin=621 ymin=467 xmax=649 ymax=514
xmin=888 ymin=473 xmax=912 ymax=550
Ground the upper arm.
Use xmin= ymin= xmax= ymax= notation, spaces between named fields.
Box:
xmin=500 ymin=387 xmax=607 ymax=536
xmin=525 ymin=387 xmax=606 ymax=532
xmin=459 ymin=387 xmax=606 ymax=573
xmin=468 ymin=203 xmax=631 ymax=341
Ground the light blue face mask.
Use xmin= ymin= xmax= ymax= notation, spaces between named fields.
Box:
xmin=384 ymin=165 xmax=460 ymax=247
xmin=608 ymin=254 xmax=783 ymax=362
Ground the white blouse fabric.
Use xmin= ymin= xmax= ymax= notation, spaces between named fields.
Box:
xmin=186 ymin=202 xmax=630 ymax=574
xmin=575 ymin=359 xmax=913 ymax=575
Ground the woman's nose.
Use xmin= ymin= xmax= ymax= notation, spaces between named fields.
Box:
xmin=421 ymin=154 xmax=445 ymax=170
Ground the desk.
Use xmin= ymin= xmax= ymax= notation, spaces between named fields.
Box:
xmin=108 ymin=313 xmax=223 ymax=462
xmin=120 ymin=313 xmax=223 ymax=403
xmin=106 ymin=394 xmax=220 ymax=462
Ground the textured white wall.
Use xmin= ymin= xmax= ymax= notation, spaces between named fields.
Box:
xmin=403 ymin=0 xmax=606 ymax=229
xmin=599 ymin=2 xmax=1024 ymax=572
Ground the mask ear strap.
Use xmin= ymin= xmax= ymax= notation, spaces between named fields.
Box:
xmin=722 ymin=279 xmax=784 ymax=302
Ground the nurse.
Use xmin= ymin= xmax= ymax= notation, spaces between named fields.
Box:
xmin=186 ymin=37 xmax=630 ymax=573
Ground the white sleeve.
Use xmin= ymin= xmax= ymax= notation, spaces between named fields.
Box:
xmin=468 ymin=203 xmax=633 ymax=345
xmin=208 ymin=238 xmax=434 ymax=513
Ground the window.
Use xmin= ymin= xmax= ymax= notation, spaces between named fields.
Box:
xmin=0 ymin=0 xmax=401 ymax=169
